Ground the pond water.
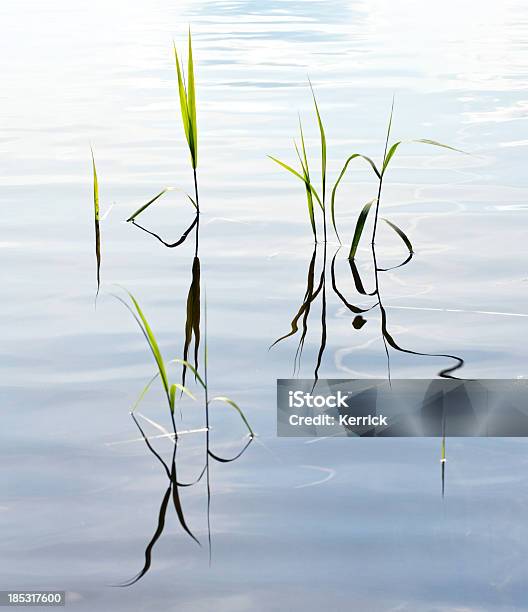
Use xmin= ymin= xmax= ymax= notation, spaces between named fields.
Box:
xmin=2 ymin=0 xmax=528 ymax=610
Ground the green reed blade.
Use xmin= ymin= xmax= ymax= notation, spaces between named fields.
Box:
xmin=269 ymin=155 xmax=324 ymax=211
xmin=414 ymin=139 xmax=466 ymax=154
xmin=170 ymin=358 xmax=206 ymax=389
xmin=91 ymin=148 xmax=99 ymax=221
xmin=91 ymin=148 xmax=101 ymax=295
xmin=383 ymin=138 xmax=467 ymax=176
xmin=126 ymin=187 xmax=197 ymax=222
xmin=308 ymin=79 xmax=326 ymax=205
xmin=187 ymin=28 xmax=197 ymax=168
xmin=169 ymin=383 xmax=196 ymax=413
xmin=382 ymin=218 xmax=413 ymax=254
xmin=126 ymin=188 xmax=172 ymax=222
xmin=131 ymin=372 xmax=160 ymax=412
xmin=209 ymin=396 xmax=255 ymax=437
xmin=269 ymin=155 xmax=306 ymax=182
xmin=330 ymin=153 xmax=381 ymax=243
xmin=292 ymin=122 xmax=317 ymax=238
xmin=174 ymin=42 xmax=191 ymax=149
xmin=382 ymin=141 xmax=401 ymax=174
xmin=348 ymin=198 xmax=377 ymax=259
xmin=125 ymin=291 xmax=169 ymax=399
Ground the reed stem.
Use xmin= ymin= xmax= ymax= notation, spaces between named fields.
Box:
xmin=193 ymin=167 xmax=200 ymax=212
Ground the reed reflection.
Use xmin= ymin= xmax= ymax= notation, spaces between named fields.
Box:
xmin=115 ymin=214 xmax=253 ymax=585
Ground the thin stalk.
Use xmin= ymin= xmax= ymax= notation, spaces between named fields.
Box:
xmin=193 ymin=167 xmax=200 ymax=213
xmin=203 ymin=291 xmax=212 ymax=565
xmin=371 ymin=98 xmax=394 ymax=245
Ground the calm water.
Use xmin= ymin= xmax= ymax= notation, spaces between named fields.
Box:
xmin=2 ymin=0 xmax=528 ymax=610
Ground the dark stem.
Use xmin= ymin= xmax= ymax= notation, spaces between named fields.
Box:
xmin=371 ymin=242 xmax=392 ymax=381
xmin=193 ymin=167 xmax=200 ymax=212
xmin=203 ymin=295 xmax=212 ymax=565
xmin=371 ymin=175 xmax=384 ymax=246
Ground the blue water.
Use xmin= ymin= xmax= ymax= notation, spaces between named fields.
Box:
xmin=2 ymin=0 xmax=528 ymax=609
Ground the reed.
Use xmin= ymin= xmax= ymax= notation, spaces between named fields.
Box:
xmin=338 ymin=100 xmax=465 ymax=259
xmin=125 ymin=28 xmax=199 ymax=223
xmin=90 ymin=147 xmax=101 ymax=297
xmin=175 ymin=28 xmax=199 ymax=209
xmin=116 ymin=289 xmax=254 ymax=437
xmin=271 ymin=89 xmax=464 ymax=256
xmin=269 ymin=83 xmax=325 ymax=242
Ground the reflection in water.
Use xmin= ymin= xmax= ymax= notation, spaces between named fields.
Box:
xmin=118 ymin=215 xmax=253 ymax=585
xmin=183 ymin=255 xmax=201 ymax=388
xmin=130 ymin=214 xmax=199 ymax=249
xmin=273 ymin=239 xmax=465 ymax=494
xmin=273 ymin=241 xmax=464 ymax=383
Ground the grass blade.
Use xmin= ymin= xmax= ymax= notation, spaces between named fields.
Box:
xmin=209 ymin=396 xmax=254 ymax=437
xmin=414 ymin=139 xmax=466 ymax=154
xmin=382 ymin=141 xmax=401 ymax=174
xmin=125 ymin=291 xmax=169 ymax=400
xmin=187 ymin=28 xmax=197 ymax=169
xmin=309 ymin=79 xmax=326 ymax=204
xmin=269 ymin=155 xmax=306 ymax=183
xmin=297 ymin=118 xmax=316 ymax=239
xmin=330 ymin=153 xmax=381 ymax=242
xmin=170 ymin=358 xmax=206 ymax=389
xmin=126 ymin=188 xmax=175 ymax=222
xmin=169 ymin=383 xmax=195 ymax=413
xmin=174 ymin=42 xmax=190 ymax=150
xmin=382 ymin=218 xmax=413 ymax=254
xmin=348 ymin=198 xmax=377 ymax=259
xmin=383 ymin=138 xmax=467 ymax=176
xmin=91 ymin=148 xmax=101 ymax=296
xmin=131 ymin=372 xmax=160 ymax=412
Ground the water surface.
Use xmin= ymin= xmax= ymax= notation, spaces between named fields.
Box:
xmin=2 ymin=0 xmax=528 ymax=610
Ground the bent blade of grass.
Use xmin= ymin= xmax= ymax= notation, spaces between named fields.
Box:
xmin=125 ymin=291 xmax=169 ymax=398
xmin=349 ymin=198 xmax=377 ymax=259
xmin=131 ymin=372 xmax=160 ymax=412
xmin=209 ymin=396 xmax=254 ymax=437
xmin=126 ymin=188 xmax=174 ymax=222
xmin=382 ymin=218 xmax=413 ymax=254
xmin=331 ymin=153 xmax=381 ymax=242
xmin=170 ymin=383 xmax=196 ymax=413
xmin=269 ymin=155 xmax=306 ymax=182
xmin=382 ymin=141 xmax=401 ymax=174
xmin=127 ymin=187 xmax=197 ymax=222
xmin=269 ymin=155 xmax=324 ymax=210
xmin=414 ymin=139 xmax=466 ymax=154
xmin=170 ymin=358 xmax=206 ymax=389
xmin=383 ymin=138 xmax=467 ymax=175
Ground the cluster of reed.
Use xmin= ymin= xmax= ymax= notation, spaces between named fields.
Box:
xmin=90 ymin=29 xmax=253 ymax=436
xmin=270 ymin=91 xmax=463 ymax=258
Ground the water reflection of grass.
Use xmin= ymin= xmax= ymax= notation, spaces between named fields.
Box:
xmin=112 ymin=289 xmax=254 ymax=585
